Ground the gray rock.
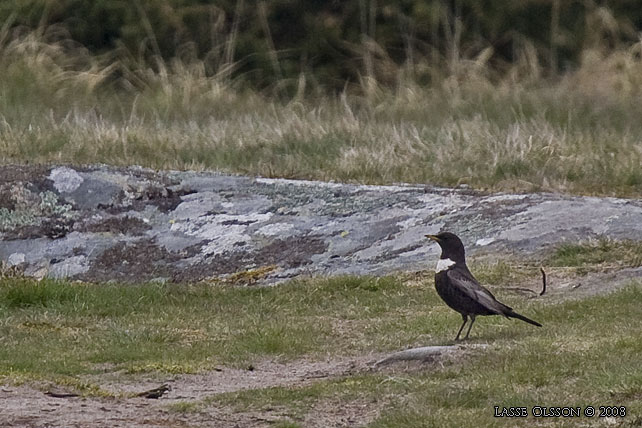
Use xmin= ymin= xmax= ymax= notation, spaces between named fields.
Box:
xmin=1 ymin=164 xmax=641 ymax=284
xmin=7 ymin=252 xmax=25 ymax=266
xmin=49 ymin=167 xmax=84 ymax=193
xmin=48 ymin=255 xmax=90 ymax=279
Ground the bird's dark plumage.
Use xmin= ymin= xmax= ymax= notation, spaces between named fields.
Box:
xmin=426 ymin=232 xmax=541 ymax=340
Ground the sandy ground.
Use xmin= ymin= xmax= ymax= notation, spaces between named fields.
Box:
xmin=1 ymin=355 xmax=395 ymax=428
xmin=2 ymin=267 xmax=641 ymax=428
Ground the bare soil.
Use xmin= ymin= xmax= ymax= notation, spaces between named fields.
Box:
xmin=1 ymin=355 xmax=389 ymax=428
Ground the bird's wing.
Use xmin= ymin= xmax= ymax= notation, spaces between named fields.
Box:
xmin=446 ymin=268 xmax=510 ymax=315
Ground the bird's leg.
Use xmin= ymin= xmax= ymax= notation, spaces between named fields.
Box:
xmin=454 ymin=314 xmax=468 ymax=341
xmin=464 ymin=315 xmax=476 ymax=339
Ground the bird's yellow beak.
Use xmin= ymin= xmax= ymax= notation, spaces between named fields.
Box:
xmin=425 ymin=234 xmax=440 ymax=242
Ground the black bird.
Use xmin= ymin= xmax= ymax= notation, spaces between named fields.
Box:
xmin=426 ymin=232 xmax=542 ymax=340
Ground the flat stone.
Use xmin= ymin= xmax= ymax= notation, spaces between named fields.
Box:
xmin=7 ymin=252 xmax=25 ymax=266
xmin=0 ymin=164 xmax=641 ymax=284
xmin=48 ymin=255 xmax=90 ymax=278
xmin=49 ymin=167 xmax=84 ymax=193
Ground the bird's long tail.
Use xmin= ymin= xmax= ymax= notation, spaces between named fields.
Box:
xmin=507 ymin=311 xmax=542 ymax=327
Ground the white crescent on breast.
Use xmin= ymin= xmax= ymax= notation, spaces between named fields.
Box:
xmin=435 ymin=258 xmax=456 ymax=273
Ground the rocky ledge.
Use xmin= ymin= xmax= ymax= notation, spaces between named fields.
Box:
xmin=1 ymin=164 xmax=641 ymax=284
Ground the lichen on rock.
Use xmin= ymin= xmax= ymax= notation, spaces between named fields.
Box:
xmin=0 ymin=164 xmax=641 ymax=284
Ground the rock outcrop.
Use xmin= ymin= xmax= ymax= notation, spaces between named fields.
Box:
xmin=1 ymin=164 xmax=641 ymax=284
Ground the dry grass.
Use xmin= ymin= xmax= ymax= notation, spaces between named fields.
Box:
xmin=1 ymin=28 xmax=642 ymax=196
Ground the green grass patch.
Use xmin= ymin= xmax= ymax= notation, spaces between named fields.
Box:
xmin=0 ymin=242 xmax=636 ymax=384
xmin=0 ymin=275 xmax=444 ymax=379
xmin=0 ymin=270 xmax=548 ymax=383
xmin=206 ymin=284 xmax=642 ymax=427
xmin=1 ymin=263 xmax=641 ymax=424
xmin=548 ymin=239 xmax=642 ymax=269
xmin=468 ymin=260 xmax=536 ymax=286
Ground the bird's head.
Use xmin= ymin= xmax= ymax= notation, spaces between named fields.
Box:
xmin=425 ymin=232 xmax=466 ymax=262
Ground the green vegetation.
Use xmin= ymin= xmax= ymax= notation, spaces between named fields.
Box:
xmin=469 ymin=260 xmax=534 ymax=287
xmin=0 ymin=190 xmax=73 ymax=231
xmin=1 ymin=240 xmax=640 ymax=385
xmin=0 ymin=275 xmax=444 ymax=380
xmin=1 ymin=245 xmax=641 ymax=424
xmin=202 ymin=284 xmax=642 ymax=426
xmin=549 ymin=239 xmax=642 ymax=269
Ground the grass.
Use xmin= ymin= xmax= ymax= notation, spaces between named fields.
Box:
xmin=0 ymin=274 xmax=468 ymax=380
xmin=206 ymin=284 xmax=642 ymax=427
xmin=1 ymin=240 xmax=639 ymax=383
xmin=549 ymin=238 xmax=642 ymax=269
xmin=1 ymin=245 xmax=641 ymax=424
xmin=469 ymin=260 xmax=536 ymax=286
xmin=1 ymin=30 xmax=642 ymax=197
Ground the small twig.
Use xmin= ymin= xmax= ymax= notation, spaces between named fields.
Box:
xmin=540 ymin=267 xmax=547 ymax=296
xmin=136 ymin=384 xmax=170 ymax=399
xmin=45 ymin=390 xmax=79 ymax=398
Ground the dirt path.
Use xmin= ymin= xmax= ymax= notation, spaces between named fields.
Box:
xmin=1 ymin=355 xmax=389 ymax=428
